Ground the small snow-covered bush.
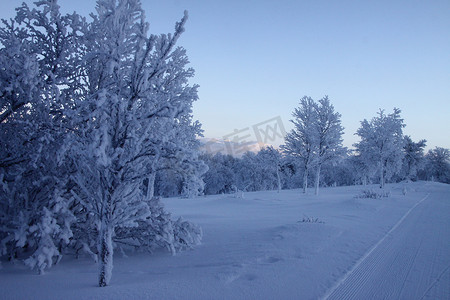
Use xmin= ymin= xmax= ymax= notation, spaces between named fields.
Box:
xmin=114 ymin=197 xmax=202 ymax=255
xmin=356 ymin=189 xmax=391 ymax=199
xmin=298 ymin=215 xmax=325 ymax=224
xmin=173 ymin=217 xmax=203 ymax=251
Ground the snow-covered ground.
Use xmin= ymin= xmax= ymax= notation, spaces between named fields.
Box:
xmin=1 ymin=181 xmax=449 ymax=299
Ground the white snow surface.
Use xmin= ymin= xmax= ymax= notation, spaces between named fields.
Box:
xmin=1 ymin=182 xmax=449 ymax=300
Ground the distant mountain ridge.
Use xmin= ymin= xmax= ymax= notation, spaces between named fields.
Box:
xmin=198 ymin=137 xmax=273 ymax=157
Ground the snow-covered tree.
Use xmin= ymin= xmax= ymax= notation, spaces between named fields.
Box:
xmin=281 ymin=96 xmax=345 ymax=194
xmin=354 ymin=108 xmax=405 ymax=189
xmin=201 ymin=153 xmax=237 ymax=195
xmin=312 ymin=96 xmax=345 ymax=195
xmin=234 ymin=151 xmax=276 ymax=192
xmin=281 ymin=96 xmax=317 ymax=193
xmin=402 ymin=136 xmax=426 ymax=181
xmin=0 ymin=0 xmax=84 ymax=274
xmin=201 ymin=147 xmax=284 ymax=195
xmin=278 ymin=156 xmax=304 ymax=190
xmin=157 ymin=119 xmax=207 ymax=199
xmin=1 ymin=0 xmax=203 ymax=286
xmin=423 ymin=147 xmax=450 ymax=183
xmin=346 ymin=153 xmax=374 ymax=185
xmin=63 ymin=0 xmax=202 ymax=286
xmin=257 ymin=146 xmax=283 ymax=192
xmin=320 ymin=156 xmax=354 ymax=187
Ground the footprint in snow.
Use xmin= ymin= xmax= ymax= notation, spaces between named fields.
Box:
xmin=241 ymin=273 xmax=257 ymax=281
xmin=258 ymin=256 xmax=283 ymax=264
xmin=216 ymin=270 xmax=241 ymax=284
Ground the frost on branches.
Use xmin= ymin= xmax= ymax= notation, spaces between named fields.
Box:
xmin=402 ymin=136 xmax=427 ymax=182
xmin=0 ymin=0 xmax=204 ymax=286
xmin=354 ymin=108 xmax=405 ymax=189
xmin=424 ymin=147 xmax=450 ymax=183
xmin=0 ymin=0 xmax=81 ymax=274
xmin=281 ymin=96 xmax=345 ymax=195
xmin=282 ymin=96 xmax=317 ymax=194
xmin=312 ymin=97 xmax=346 ymax=195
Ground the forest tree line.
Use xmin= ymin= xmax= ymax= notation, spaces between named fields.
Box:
xmin=152 ymin=98 xmax=449 ymax=198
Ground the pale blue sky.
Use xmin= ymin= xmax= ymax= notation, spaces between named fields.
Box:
xmin=2 ymin=0 xmax=449 ymax=150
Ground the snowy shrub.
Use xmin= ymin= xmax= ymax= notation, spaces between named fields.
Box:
xmin=23 ymin=207 xmax=67 ymax=274
xmin=2 ymin=205 xmax=73 ymax=274
xmin=0 ymin=161 xmax=75 ymax=274
xmin=231 ymin=185 xmax=245 ymax=199
xmin=234 ymin=189 xmax=245 ymax=199
xmin=299 ymin=215 xmax=325 ymax=224
xmin=402 ymin=186 xmax=407 ymax=195
xmin=356 ymin=189 xmax=391 ymax=199
xmin=173 ymin=217 xmax=203 ymax=251
xmin=114 ymin=197 xmax=202 ymax=255
xmin=24 ymin=233 xmax=61 ymax=275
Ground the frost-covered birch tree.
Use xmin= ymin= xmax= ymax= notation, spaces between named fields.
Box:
xmin=147 ymin=119 xmax=207 ymax=199
xmin=65 ymin=0 xmax=201 ymax=286
xmin=257 ymin=146 xmax=283 ymax=192
xmin=281 ymin=96 xmax=317 ymax=194
xmin=282 ymin=96 xmax=344 ymax=194
xmin=354 ymin=108 xmax=405 ymax=189
xmin=1 ymin=0 xmax=203 ymax=286
xmin=312 ymin=96 xmax=345 ymax=195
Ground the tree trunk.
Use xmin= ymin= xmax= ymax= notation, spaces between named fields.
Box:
xmin=98 ymin=224 xmax=114 ymax=287
xmin=379 ymin=161 xmax=385 ymax=189
xmin=302 ymin=167 xmax=308 ymax=194
xmin=145 ymin=172 xmax=156 ymax=200
xmin=406 ymin=161 xmax=412 ymax=181
xmin=276 ymin=164 xmax=281 ymax=193
xmin=314 ymin=164 xmax=321 ymax=195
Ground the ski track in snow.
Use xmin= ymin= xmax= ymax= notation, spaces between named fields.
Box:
xmin=322 ymin=191 xmax=450 ymax=300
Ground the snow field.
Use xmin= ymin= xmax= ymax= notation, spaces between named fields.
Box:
xmin=0 ymin=181 xmax=448 ymax=299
